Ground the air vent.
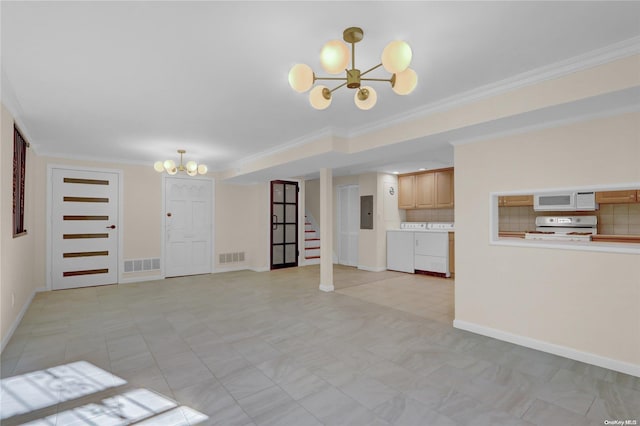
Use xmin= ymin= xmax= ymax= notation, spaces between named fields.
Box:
xmin=218 ymin=252 xmax=246 ymax=264
xmin=124 ymin=258 xmax=161 ymax=273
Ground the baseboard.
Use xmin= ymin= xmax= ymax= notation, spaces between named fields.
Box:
xmin=357 ymin=265 xmax=387 ymax=272
xmin=1 ymin=288 xmax=37 ymax=354
xmin=453 ymin=320 xmax=640 ymax=378
xmin=251 ymin=266 xmax=270 ymax=273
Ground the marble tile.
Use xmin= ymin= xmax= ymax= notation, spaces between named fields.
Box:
xmin=338 ymin=375 xmax=400 ymax=410
xmin=220 ymin=366 xmax=276 ymax=400
xmin=172 ymin=378 xmax=255 ymax=425
xmin=1 ymin=266 xmax=634 ymax=426
xmin=299 ymin=386 xmax=385 ymax=426
xmin=523 ymin=399 xmax=596 ymax=426
xmin=374 ymin=393 xmax=457 ymax=426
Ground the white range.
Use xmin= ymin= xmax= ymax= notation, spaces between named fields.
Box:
xmin=387 ymin=222 xmax=454 ymax=276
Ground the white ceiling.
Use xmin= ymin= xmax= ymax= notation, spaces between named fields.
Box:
xmin=2 ymin=1 xmax=639 ymax=180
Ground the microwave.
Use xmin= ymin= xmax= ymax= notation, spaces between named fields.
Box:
xmin=534 ymin=191 xmax=597 ymax=211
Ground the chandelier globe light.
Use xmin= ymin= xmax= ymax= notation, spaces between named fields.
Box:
xmin=288 ymin=27 xmax=417 ymax=110
xmin=154 ymin=150 xmax=207 ymax=176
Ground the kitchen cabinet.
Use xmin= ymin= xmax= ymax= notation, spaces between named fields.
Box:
xmin=398 ymin=167 xmax=454 ymax=209
xmin=595 ymin=190 xmax=638 ymax=204
xmin=398 ymin=175 xmax=416 ymax=209
xmin=498 ymin=195 xmax=533 ymax=207
xmin=416 ymin=173 xmax=435 ymax=208
xmin=435 ymin=169 xmax=454 ymax=208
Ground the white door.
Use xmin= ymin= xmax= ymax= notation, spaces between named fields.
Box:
xmin=338 ymin=185 xmax=359 ymax=266
xmin=51 ymin=168 xmax=120 ymax=290
xmin=165 ymin=177 xmax=212 ymax=277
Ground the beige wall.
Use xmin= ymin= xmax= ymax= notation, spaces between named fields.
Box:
xmin=1 ymin=105 xmax=39 ymax=346
xmin=455 ymin=111 xmax=640 ymax=366
xmin=215 ymin=181 xmax=269 ymax=271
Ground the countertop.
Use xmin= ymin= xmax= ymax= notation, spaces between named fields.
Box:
xmin=389 ymin=229 xmax=455 ymax=233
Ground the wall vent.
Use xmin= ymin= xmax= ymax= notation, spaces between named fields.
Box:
xmin=124 ymin=258 xmax=161 ymax=273
xmin=218 ymin=252 xmax=246 ymax=264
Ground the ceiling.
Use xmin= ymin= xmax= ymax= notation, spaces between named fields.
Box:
xmin=2 ymin=1 xmax=639 ymax=181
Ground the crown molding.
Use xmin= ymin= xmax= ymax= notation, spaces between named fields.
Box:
xmin=348 ymin=36 xmax=640 ymax=139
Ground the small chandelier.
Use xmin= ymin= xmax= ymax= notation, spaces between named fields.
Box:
xmin=154 ymin=150 xmax=208 ymax=176
xmin=288 ymin=27 xmax=417 ymax=110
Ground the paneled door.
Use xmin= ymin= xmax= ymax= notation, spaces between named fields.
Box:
xmin=271 ymin=180 xmax=298 ymax=270
xmin=51 ymin=168 xmax=120 ymax=290
xmin=338 ymin=185 xmax=359 ymax=267
xmin=165 ymin=177 xmax=212 ymax=277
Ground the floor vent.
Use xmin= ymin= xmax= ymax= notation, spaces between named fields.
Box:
xmin=219 ymin=252 xmax=245 ymax=264
xmin=124 ymin=258 xmax=161 ymax=273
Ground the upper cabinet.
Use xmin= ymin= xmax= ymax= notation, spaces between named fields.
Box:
xmin=398 ymin=168 xmax=454 ymax=209
xmin=435 ymin=169 xmax=454 ymax=208
xmin=398 ymin=175 xmax=417 ymax=209
xmin=416 ymin=173 xmax=435 ymax=208
xmin=498 ymin=195 xmax=533 ymax=207
xmin=595 ymin=190 xmax=639 ymax=204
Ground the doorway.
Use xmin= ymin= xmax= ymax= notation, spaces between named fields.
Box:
xmin=164 ymin=176 xmax=213 ymax=277
xmin=50 ymin=167 xmax=120 ymax=290
xmin=338 ymin=184 xmax=359 ymax=266
xmin=271 ymin=180 xmax=298 ymax=270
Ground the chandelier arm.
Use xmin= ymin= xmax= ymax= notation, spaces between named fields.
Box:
xmin=329 ymin=81 xmax=348 ymax=93
xmin=360 ymin=63 xmax=383 ymax=77
xmin=361 ymin=78 xmax=394 ymax=82
xmin=314 ymin=76 xmax=348 ymax=81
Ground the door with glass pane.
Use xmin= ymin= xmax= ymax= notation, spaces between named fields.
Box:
xmin=271 ymin=180 xmax=298 ymax=270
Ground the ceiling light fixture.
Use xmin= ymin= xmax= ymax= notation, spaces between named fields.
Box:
xmin=154 ymin=150 xmax=207 ymax=176
xmin=288 ymin=27 xmax=417 ymax=110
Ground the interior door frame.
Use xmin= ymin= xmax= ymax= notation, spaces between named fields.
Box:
xmin=46 ymin=164 xmax=124 ymax=290
xmin=269 ymin=179 xmax=301 ymax=270
xmin=161 ymin=174 xmax=215 ymax=278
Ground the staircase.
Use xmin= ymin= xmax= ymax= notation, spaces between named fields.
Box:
xmin=304 ymin=214 xmax=320 ymax=265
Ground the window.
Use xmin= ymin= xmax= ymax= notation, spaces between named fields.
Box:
xmin=13 ymin=125 xmax=29 ymax=237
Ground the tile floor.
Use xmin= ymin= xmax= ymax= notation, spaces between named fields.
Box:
xmin=1 ymin=265 xmax=639 ymax=425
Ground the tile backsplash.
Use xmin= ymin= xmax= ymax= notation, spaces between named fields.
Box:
xmin=406 ymin=208 xmax=454 ymax=223
xmin=599 ymin=203 xmax=640 ymax=235
xmin=498 ymin=204 xmax=640 ymax=235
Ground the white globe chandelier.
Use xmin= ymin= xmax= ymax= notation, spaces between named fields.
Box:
xmin=288 ymin=27 xmax=417 ymax=110
xmin=154 ymin=150 xmax=207 ymax=176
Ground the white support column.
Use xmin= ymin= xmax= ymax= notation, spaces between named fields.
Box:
xmin=319 ymin=168 xmax=334 ymax=292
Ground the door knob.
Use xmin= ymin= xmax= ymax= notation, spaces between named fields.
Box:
xmin=167 ymin=213 xmax=172 ymax=217
xmin=106 ymin=225 xmax=116 ymax=229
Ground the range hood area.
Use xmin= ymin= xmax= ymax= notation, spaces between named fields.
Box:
xmin=533 ymin=191 xmax=597 ymax=211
